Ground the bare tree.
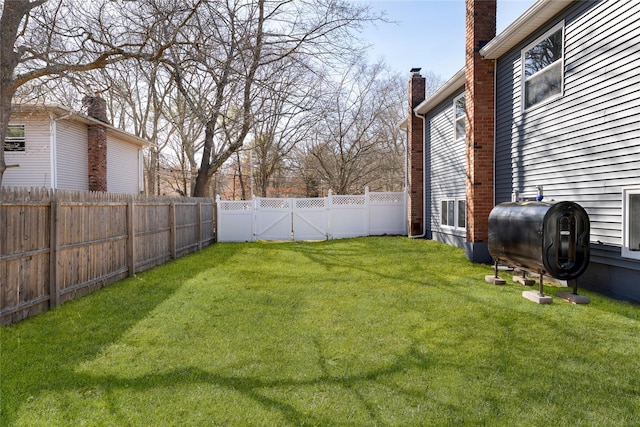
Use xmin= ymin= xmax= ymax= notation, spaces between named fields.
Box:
xmin=292 ymin=64 xmax=444 ymax=195
xmin=162 ymin=0 xmax=376 ymax=197
xmin=0 ymin=0 xmax=190 ymax=185
xmin=249 ymin=60 xmax=321 ymax=197
xmin=361 ymin=73 xmax=407 ymax=192
xmin=156 ymin=86 xmax=206 ymax=196
xmin=1 ymin=0 xmax=377 ymax=194
xmin=97 ymin=61 xmax=178 ymax=194
xmin=300 ymin=59 xmax=399 ymax=194
xmin=292 ymin=147 xmax=325 ymax=197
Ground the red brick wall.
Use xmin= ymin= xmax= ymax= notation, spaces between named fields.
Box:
xmin=85 ymin=96 xmax=108 ymax=192
xmin=88 ymin=125 xmax=107 ymax=192
xmin=408 ymin=72 xmax=426 ymax=236
xmin=465 ymin=0 xmax=496 ymax=245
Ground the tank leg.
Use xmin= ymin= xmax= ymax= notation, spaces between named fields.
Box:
xmin=513 ymin=269 xmax=535 ymax=286
xmin=522 ymin=273 xmax=552 ymax=304
xmin=557 ymin=279 xmax=590 ymax=304
xmin=485 ymin=260 xmax=506 ymax=285
xmin=539 ymin=273 xmax=544 ymax=296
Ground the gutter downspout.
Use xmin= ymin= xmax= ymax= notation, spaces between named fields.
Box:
xmin=48 ymin=111 xmax=75 ymax=189
xmin=409 ymin=110 xmax=427 ymax=239
xmin=492 ymin=58 xmax=497 ymax=211
xmin=404 ymin=126 xmax=408 ymax=194
xmin=49 ymin=116 xmax=58 ymax=189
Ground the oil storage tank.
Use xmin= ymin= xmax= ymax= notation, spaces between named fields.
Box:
xmin=487 ymin=201 xmax=590 ymax=304
xmin=488 ymin=201 xmax=590 ymax=281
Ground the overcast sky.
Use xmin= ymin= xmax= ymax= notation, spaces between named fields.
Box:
xmin=357 ymin=0 xmax=536 ymax=79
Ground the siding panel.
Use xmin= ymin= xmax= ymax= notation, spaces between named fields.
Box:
xmin=107 ymin=136 xmax=141 ymax=194
xmin=426 ymin=88 xmax=467 ymax=243
xmin=494 ymin=0 xmax=640 ymax=294
xmin=4 ymin=113 xmax=52 ymax=188
xmin=56 ymin=119 xmax=88 ymax=191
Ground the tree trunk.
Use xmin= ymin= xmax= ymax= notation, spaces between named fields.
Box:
xmin=0 ymin=94 xmax=13 ymax=186
xmin=0 ymin=0 xmax=32 ymax=187
xmin=236 ymin=151 xmax=247 ymax=200
xmin=190 ymin=0 xmax=265 ymax=198
xmin=192 ymin=120 xmax=216 ymax=197
xmin=193 ymin=164 xmax=212 ymax=197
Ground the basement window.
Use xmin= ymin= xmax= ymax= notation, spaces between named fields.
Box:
xmin=622 ymin=187 xmax=640 ymax=260
xmin=441 ymin=199 xmax=466 ymax=229
xmin=522 ymin=21 xmax=564 ymax=110
xmin=4 ymin=124 xmax=26 ymax=152
xmin=458 ymin=200 xmax=466 ymax=228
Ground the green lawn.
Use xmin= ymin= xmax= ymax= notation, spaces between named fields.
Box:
xmin=1 ymin=237 xmax=639 ymax=426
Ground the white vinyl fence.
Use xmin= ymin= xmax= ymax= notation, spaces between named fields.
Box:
xmin=216 ymin=188 xmax=407 ymax=242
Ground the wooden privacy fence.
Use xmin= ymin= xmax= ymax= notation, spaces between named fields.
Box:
xmin=0 ymin=187 xmax=215 ymax=325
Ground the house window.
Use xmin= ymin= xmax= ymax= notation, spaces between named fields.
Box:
xmin=457 ymin=200 xmax=466 ymax=228
xmin=454 ymin=94 xmax=465 ymax=140
xmin=522 ymin=22 xmax=564 ymax=110
xmin=622 ymin=187 xmax=640 ymax=260
xmin=4 ymin=124 xmax=26 ymax=152
xmin=441 ymin=198 xmax=466 ymax=229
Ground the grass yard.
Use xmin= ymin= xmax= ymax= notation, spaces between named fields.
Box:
xmin=1 ymin=237 xmax=639 ymax=426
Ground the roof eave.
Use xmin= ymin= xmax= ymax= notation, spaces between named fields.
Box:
xmin=11 ymin=103 xmax=153 ymax=148
xmin=398 ymin=116 xmax=408 ymax=131
xmin=480 ymin=0 xmax=574 ymax=59
xmin=414 ymin=68 xmax=466 ymax=116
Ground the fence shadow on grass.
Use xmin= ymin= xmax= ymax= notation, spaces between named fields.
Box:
xmin=0 ymin=244 xmax=242 ymax=425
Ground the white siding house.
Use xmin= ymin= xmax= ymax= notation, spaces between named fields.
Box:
xmin=4 ymin=112 xmax=52 ymax=188
xmin=4 ymin=104 xmax=149 ymax=194
xmin=415 ymin=71 xmax=468 ymax=248
xmin=55 ymin=118 xmax=89 ymax=191
xmin=107 ymin=137 xmax=145 ymax=194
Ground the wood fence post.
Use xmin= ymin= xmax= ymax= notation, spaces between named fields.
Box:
xmin=170 ymin=202 xmax=176 ymax=259
xmin=127 ymin=195 xmax=136 ymax=276
xmin=215 ymin=195 xmax=220 ymax=243
xmin=197 ymin=201 xmax=203 ymax=250
xmin=49 ymin=192 xmax=60 ymax=308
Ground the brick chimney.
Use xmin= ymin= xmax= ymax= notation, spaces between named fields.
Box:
xmin=408 ymin=69 xmax=426 ymax=236
xmin=464 ymin=0 xmax=496 ymax=262
xmin=85 ymin=95 xmax=108 ymax=192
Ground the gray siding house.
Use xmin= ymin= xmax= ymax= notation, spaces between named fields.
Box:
xmin=406 ymin=0 xmax=640 ymax=301
xmin=413 ymin=71 xmax=468 ymax=248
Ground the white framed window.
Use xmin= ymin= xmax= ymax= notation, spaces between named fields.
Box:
xmin=521 ymin=21 xmax=564 ymax=111
xmin=457 ymin=199 xmax=466 ymax=228
xmin=622 ymin=187 xmax=640 ymax=260
xmin=453 ymin=94 xmax=465 ymax=141
xmin=4 ymin=124 xmax=26 ymax=152
xmin=441 ymin=198 xmax=466 ymax=229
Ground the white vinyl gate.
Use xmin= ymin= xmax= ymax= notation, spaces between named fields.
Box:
xmin=216 ymin=189 xmax=407 ymax=242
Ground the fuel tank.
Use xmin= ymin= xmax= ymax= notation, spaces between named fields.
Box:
xmin=488 ymin=201 xmax=590 ymax=280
